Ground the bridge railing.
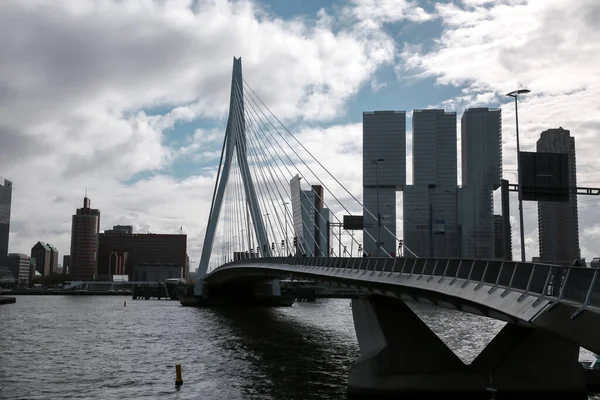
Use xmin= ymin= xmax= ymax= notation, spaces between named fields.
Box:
xmin=225 ymin=256 xmax=600 ymax=309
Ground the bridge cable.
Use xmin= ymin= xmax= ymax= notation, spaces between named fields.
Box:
xmin=243 ymin=80 xmax=419 ymax=258
xmin=233 ymin=81 xmax=319 ymax=257
xmin=243 ymin=104 xmax=321 ymax=257
xmin=231 ymin=87 xmax=287 ymax=256
xmin=235 ymin=88 xmax=294 ymax=256
xmin=235 ymin=84 xmax=334 ymax=256
xmin=241 ymin=85 xmax=355 ymax=257
xmin=241 ymin=84 xmax=368 ymax=257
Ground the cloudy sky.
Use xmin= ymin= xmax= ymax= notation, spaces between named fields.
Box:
xmin=1 ymin=0 xmax=599 ymax=267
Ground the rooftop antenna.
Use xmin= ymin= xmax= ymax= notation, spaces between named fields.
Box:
xmin=85 ymin=187 xmax=88 ymax=197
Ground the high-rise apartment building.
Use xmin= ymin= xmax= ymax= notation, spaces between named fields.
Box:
xmin=362 ymin=111 xmax=406 ymax=257
xmin=404 ymin=109 xmax=459 ymax=258
xmin=290 ymin=174 xmax=330 ymax=256
xmin=31 ymin=242 xmax=54 ymax=276
xmin=70 ymin=196 xmax=100 ymax=280
xmin=537 ymin=128 xmax=580 ymax=264
xmin=459 ymin=108 xmax=502 ymax=259
xmin=0 ymin=177 xmax=12 ymax=255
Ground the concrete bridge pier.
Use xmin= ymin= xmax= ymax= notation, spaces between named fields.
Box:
xmin=348 ymin=295 xmax=587 ymax=399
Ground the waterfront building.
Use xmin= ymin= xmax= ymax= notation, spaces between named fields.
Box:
xmin=0 ymin=177 xmax=12 ymax=256
xmin=290 ymin=174 xmax=331 ymax=256
xmin=0 ymin=253 xmax=31 ymax=287
xmin=97 ymin=231 xmax=187 ymax=280
xmin=104 ymin=225 xmax=133 ymax=235
xmin=404 ymin=109 xmax=459 ymax=258
xmin=70 ymin=196 xmax=100 ymax=280
xmin=63 ymin=255 xmax=71 ymax=275
xmin=30 ymin=241 xmax=59 ymax=276
xmin=459 ymin=108 xmax=502 ymax=259
xmin=537 ymin=128 xmax=580 ymax=264
xmin=362 ymin=111 xmax=406 ymax=257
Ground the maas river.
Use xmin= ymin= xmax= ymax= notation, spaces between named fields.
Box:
xmin=0 ymin=296 xmax=597 ymax=399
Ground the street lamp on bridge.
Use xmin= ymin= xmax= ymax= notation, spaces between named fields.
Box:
xmin=506 ymin=88 xmax=531 ymax=262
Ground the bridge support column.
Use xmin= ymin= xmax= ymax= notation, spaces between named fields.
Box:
xmin=348 ymin=295 xmax=587 ymax=399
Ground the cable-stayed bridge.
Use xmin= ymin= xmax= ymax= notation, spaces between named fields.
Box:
xmin=189 ymin=57 xmax=600 ymax=399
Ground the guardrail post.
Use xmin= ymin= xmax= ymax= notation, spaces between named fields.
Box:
xmin=427 ymin=260 xmax=439 ymax=282
xmin=488 ymin=261 xmax=504 ymax=294
xmin=518 ymin=264 xmax=537 ymax=302
xmin=439 ymin=259 xmax=451 ymax=284
xmin=474 ymin=261 xmax=489 ymax=291
xmin=532 ymin=265 xmax=555 ymax=307
xmin=409 ymin=258 xmax=419 ymax=278
xmin=547 ymin=267 xmax=571 ymax=312
xmin=370 ymin=258 xmax=379 ymax=275
xmin=571 ymin=269 xmax=598 ymax=319
xmin=417 ymin=259 xmax=428 ymax=281
xmin=461 ymin=260 xmax=476 ymax=288
xmin=500 ymin=262 xmax=519 ymax=298
xmin=449 ymin=260 xmax=463 ymax=285
xmin=388 ymin=257 xmax=398 ymax=277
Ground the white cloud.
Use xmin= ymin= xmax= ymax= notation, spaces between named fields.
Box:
xmin=398 ymin=0 xmax=600 ymax=260
xmin=1 ymin=0 xmax=425 ymax=263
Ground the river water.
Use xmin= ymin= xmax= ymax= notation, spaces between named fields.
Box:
xmin=0 ymin=296 xmax=597 ymax=399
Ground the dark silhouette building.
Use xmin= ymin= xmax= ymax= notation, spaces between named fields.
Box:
xmin=70 ymin=196 xmax=100 ymax=280
xmin=104 ymin=225 xmax=133 ymax=235
xmin=31 ymin=241 xmax=59 ymax=276
xmin=537 ymin=128 xmax=580 ymax=264
xmin=63 ymin=255 xmax=71 ymax=275
xmin=0 ymin=177 xmax=12 ymax=255
xmin=98 ymin=232 xmax=186 ymax=280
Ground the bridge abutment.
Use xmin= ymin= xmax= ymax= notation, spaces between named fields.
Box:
xmin=348 ymin=295 xmax=587 ymax=399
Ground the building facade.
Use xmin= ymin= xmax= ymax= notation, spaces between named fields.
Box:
xmin=97 ymin=232 xmax=187 ymax=280
xmin=537 ymin=128 xmax=580 ymax=264
xmin=290 ymin=175 xmax=330 ymax=256
xmin=459 ymin=108 xmax=502 ymax=259
xmin=70 ymin=196 xmax=100 ymax=280
xmin=63 ymin=255 xmax=71 ymax=275
xmin=404 ymin=109 xmax=459 ymax=258
xmin=0 ymin=253 xmax=31 ymax=287
xmin=31 ymin=242 xmax=50 ymax=275
xmin=362 ymin=111 xmax=406 ymax=257
xmin=104 ymin=225 xmax=133 ymax=235
xmin=0 ymin=177 xmax=12 ymax=255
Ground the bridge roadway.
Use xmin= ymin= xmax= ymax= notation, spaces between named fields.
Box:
xmin=207 ymin=256 xmax=600 ymax=354
xmin=204 ymin=256 xmax=600 ymax=398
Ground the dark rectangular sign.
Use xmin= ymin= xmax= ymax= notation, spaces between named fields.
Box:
xmin=519 ymin=151 xmax=570 ymax=202
xmin=343 ymin=215 xmax=364 ymax=230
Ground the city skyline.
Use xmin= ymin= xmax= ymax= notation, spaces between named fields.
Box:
xmin=1 ymin=0 xmax=599 ymax=264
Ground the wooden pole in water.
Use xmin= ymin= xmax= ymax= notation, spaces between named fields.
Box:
xmin=175 ymin=364 xmax=183 ymax=386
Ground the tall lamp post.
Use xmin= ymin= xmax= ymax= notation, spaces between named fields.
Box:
xmin=506 ymin=89 xmax=530 ymax=262
xmin=372 ymin=158 xmax=385 ymax=257
xmin=282 ymin=201 xmax=289 ymax=255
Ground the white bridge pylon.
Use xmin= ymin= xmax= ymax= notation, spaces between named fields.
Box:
xmin=195 ymin=57 xmax=270 ymax=296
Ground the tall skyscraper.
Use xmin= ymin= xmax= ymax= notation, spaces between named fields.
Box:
xmin=459 ymin=108 xmax=502 ymax=259
xmin=362 ymin=111 xmax=406 ymax=257
xmin=31 ymin=241 xmax=51 ymax=275
xmin=290 ymin=174 xmax=330 ymax=256
xmin=404 ymin=109 xmax=459 ymax=258
xmin=0 ymin=177 xmax=12 ymax=255
xmin=70 ymin=196 xmax=100 ymax=280
xmin=537 ymin=128 xmax=580 ymax=264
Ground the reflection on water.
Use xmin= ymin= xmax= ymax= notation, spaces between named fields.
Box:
xmin=0 ymin=296 xmax=597 ymax=399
